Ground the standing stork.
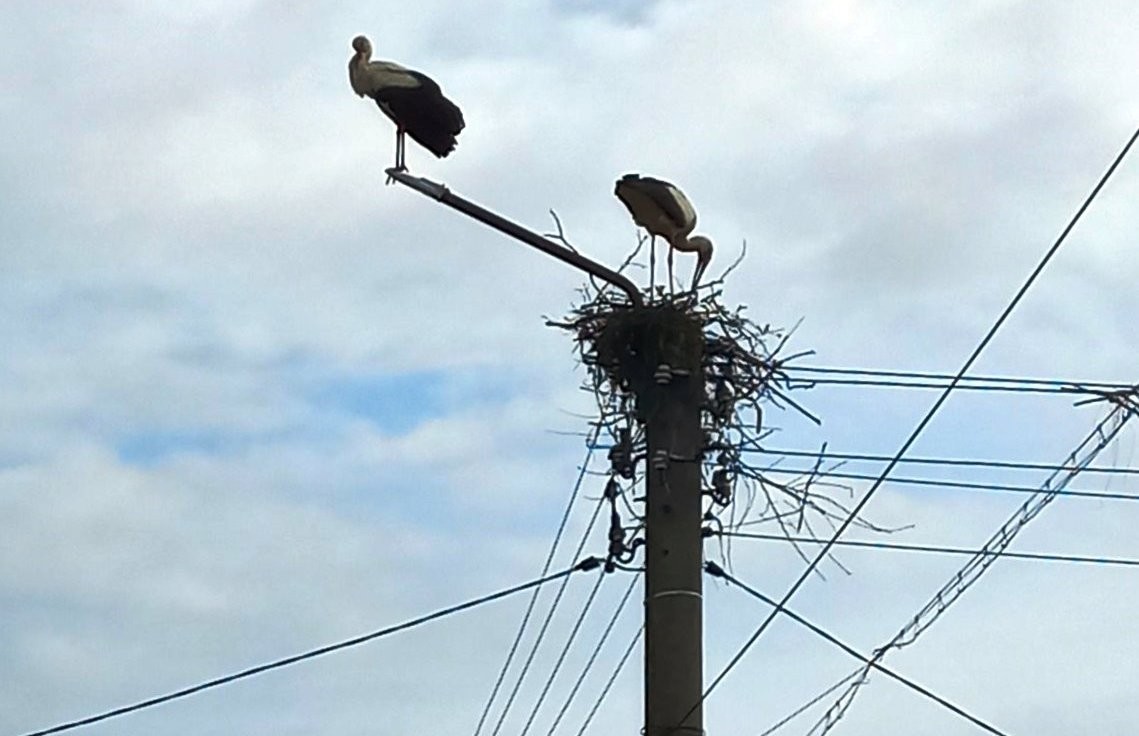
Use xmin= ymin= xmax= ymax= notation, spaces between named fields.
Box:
xmin=348 ymin=35 xmax=465 ymax=178
xmin=614 ymin=174 xmax=713 ymax=295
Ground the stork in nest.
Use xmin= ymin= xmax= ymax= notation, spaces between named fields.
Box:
xmin=614 ymin=174 xmax=713 ymax=295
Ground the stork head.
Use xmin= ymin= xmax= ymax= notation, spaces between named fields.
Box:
xmin=688 ymin=235 xmax=713 ymax=289
xmin=351 ymin=35 xmax=372 ymax=57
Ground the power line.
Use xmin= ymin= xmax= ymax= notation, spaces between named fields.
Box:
xmin=489 ymin=496 xmax=608 ymax=736
xmin=593 ymin=443 xmax=1139 ymax=477
xmin=474 ymin=432 xmax=600 ymax=736
xmin=519 ymin=572 xmax=607 ymax=736
xmin=745 ymin=447 xmax=1139 ymax=476
xmin=706 ymin=562 xmax=1009 ymax=736
xmin=755 ymin=467 xmax=1139 ymax=502
xmin=720 ymin=530 xmax=1139 ymax=567
xmin=573 ymin=625 xmax=642 ymax=736
xmin=693 ymin=123 xmax=1139 ymax=718
xmin=546 ymin=574 xmax=639 ymax=736
xmin=783 ymin=375 xmax=1077 ymax=394
xmin=804 ymin=404 xmax=1135 ymax=736
xmin=755 ymin=670 xmax=861 ymax=736
xmin=782 ymin=364 xmax=1132 ymax=392
xmin=19 ymin=560 xmax=601 ymax=736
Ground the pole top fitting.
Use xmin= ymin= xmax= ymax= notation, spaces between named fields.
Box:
xmin=704 ymin=560 xmax=727 ymax=578
xmin=384 ymin=168 xmax=449 ymax=200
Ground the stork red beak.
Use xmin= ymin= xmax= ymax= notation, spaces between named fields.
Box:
xmin=692 ymin=252 xmax=710 ymax=290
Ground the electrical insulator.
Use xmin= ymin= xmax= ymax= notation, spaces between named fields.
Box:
xmin=608 ymin=428 xmax=634 ymax=479
xmin=710 ymin=468 xmax=732 ymax=506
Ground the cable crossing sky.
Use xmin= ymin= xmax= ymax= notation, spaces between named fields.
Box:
xmin=18 ymin=561 xmax=601 ymax=736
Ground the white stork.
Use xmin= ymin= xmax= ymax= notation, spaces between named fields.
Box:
xmin=348 ymin=35 xmax=465 ymax=177
xmin=614 ymin=174 xmax=713 ymax=294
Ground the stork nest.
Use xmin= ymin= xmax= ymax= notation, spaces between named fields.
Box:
xmin=544 ymin=219 xmax=901 ymax=575
xmin=590 ymin=303 xmax=703 ymax=409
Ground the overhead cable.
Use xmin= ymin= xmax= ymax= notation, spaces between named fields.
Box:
xmin=692 ymin=123 xmax=1139 ymax=719
xmin=21 ymin=559 xmax=601 ymax=736
xmin=706 ymin=562 xmax=1010 ymax=736
xmin=474 ymin=430 xmax=600 ymax=736
xmin=720 ymin=530 xmax=1139 ymax=567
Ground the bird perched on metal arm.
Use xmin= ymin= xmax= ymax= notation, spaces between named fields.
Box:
xmin=348 ymin=35 xmax=465 ymax=180
xmin=614 ymin=174 xmax=713 ymax=295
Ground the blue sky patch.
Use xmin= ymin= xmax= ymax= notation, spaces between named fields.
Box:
xmin=115 ymin=429 xmax=234 ymax=465
xmin=310 ymin=371 xmax=446 ymax=434
xmin=304 ymin=367 xmax=520 ymax=435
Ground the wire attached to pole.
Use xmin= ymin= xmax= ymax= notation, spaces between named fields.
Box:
xmin=705 ymin=562 xmax=1010 ymax=736
xmin=474 ymin=431 xmax=602 ymax=736
xmin=19 ymin=559 xmax=602 ymax=736
xmin=718 ymin=530 xmax=1139 ymax=567
xmin=689 ymin=123 xmax=1139 ymax=721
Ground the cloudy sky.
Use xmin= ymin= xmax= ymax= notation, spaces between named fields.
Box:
xmin=3 ymin=1 xmax=1139 ymax=735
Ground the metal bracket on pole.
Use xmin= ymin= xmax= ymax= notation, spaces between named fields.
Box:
xmin=385 ymin=168 xmax=644 ymax=308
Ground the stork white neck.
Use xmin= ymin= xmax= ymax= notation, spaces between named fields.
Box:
xmin=351 ymin=35 xmax=372 ymax=62
xmin=670 ymin=233 xmax=710 ymax=254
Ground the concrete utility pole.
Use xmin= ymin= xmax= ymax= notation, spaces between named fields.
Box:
xmin=621 ymin=308 xmax=706 ymax=736
xmin=385 ymin=170 xmax=706 ymax=734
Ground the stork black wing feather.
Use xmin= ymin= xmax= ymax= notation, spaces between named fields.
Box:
xmin=374 ymin=72 xmax=465 ymax=158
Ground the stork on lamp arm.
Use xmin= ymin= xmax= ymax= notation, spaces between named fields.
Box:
xmin=614 ymin=174 xmax=714 ymax=295
xmin=348 ymin=35 xmax=465 ymax=181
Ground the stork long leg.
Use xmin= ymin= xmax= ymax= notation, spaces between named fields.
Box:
xmin=667 ymin=245 xmax=675 ymax=296
xmin=648 ymin=235 xmax=657 ymax=302
xmin=387 ymin=129 xmax=407 ymax=186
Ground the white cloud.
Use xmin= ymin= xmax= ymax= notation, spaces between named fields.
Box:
xmin=3 ymin=1 xmax=1139 ymax=735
